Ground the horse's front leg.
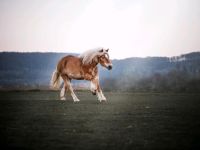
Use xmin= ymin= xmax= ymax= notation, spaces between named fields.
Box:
xmin=62 ymin=75 xmax=80 ymax=102
xmin=90 ymin=80 xmax=97 ymax=95
xmin=91 ymin=76 xmax=106 ymax=102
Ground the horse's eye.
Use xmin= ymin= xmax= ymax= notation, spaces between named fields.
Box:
xmin=99 ymin=49 xmax=103 ymax=53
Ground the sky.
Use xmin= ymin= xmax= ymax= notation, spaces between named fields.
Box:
xmin=0 ymin=0 xmax=200 ymax=59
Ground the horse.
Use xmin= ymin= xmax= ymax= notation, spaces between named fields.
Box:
xmin=50 ymin=47 xmax=112 ymax=102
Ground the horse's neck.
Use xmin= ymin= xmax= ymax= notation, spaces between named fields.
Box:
xmin=81 ymin=60 xmax=98 ymax=80
xmin=82 ymin=61 xmax=98 ymax=70
xmin=89 ymin=61 xmax=98 ymax=68
xmin=79 ymin=56 xmax=97 ymax=67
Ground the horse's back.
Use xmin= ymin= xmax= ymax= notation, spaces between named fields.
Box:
xmin=57 ymin=55 xmax=82 ymax=78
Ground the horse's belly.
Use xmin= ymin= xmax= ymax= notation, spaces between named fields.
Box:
xmin=74 ymin=77 xmax=85 ymax=80
xmin=68 ymin=72 xmax=93 ymax=80
xmin=68 ymin=73 xmax=84 ymax=80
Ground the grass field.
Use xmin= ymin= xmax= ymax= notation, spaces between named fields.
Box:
xmin=0 ymin=91 xmax=200 ymax=150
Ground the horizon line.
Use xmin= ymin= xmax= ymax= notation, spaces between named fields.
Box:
xmin=0 ymin=50 xmax=200 ymax=60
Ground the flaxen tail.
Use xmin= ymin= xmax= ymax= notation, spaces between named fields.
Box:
xmin=50 ymin=70 xmax=61 ymax=89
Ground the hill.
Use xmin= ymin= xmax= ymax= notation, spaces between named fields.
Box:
xmin=0 ymin=51 xmax=200 ymax=92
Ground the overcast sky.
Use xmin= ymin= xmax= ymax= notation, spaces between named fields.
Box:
xmin=0 ymin=0 xmax=200 ymax=59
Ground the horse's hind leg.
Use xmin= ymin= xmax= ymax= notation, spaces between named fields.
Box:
xmin=60 ymin=83 xmax=66 ymax=100
xmin=67 ymin=80 xmax=80 ymax=102
xmin=62 ymin=75 xmax=80 ymax=102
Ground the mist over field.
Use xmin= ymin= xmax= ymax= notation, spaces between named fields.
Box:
xmin=0 ymin=51 xmax=200 ymax=92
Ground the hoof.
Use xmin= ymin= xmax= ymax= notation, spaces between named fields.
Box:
xmin=92 ymin=92 xmax=96 ymax=95
xmin=60 ymin=97 xmax=66 ymax=100
xmin=73 ymin=99 xmax=80 ymax=102
xmin=74 ymin=101 xmax=80 ymax=103
xmin=100 ymin=99 xmax=107 ymax=103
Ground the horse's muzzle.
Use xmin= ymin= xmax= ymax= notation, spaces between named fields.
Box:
xmin=107 ymin=65 xmax=112 ymax=70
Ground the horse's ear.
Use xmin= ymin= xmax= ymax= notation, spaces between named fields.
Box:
xmin=106 ymin=48 xmax=109 ymax=52
xmin=99 ymin=49 xmax=103 ymax=53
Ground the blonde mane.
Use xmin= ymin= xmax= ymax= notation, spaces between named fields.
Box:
xmin=79 ymin=47 xmax=107 ymax=65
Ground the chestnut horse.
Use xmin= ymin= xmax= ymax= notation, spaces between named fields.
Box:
xmin=50 ymin=48 xmax=112 ymax=102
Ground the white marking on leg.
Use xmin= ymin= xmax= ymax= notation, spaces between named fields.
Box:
xmin=97 ymin=90 xmax=106 ymax=102
xmin=90 ymin=81 xmax=96 ymax=93
xmin=67 ymin=80 xmax=80 ymax=102
xmin=71 ymin=91 xmax=80 ymax=102
xmin=97 ymin=91 xmax=102 ymax=102
xmin=100 ymin=90 xmax=106 ymax=101
xmin=60 ymin=85 xmax=66 ymax=100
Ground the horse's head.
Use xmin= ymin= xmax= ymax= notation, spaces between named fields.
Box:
xmin=98 ymin=48 xmax=112 ymax=70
